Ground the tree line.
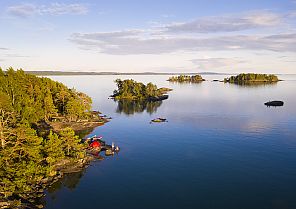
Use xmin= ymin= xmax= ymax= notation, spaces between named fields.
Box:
xmin=224 ymin=73 xmax=279 ymax=83
xmin=112 ymin=79 xmax=165 ymax=100
xmin=168 ymin=75 xmax=204 ymax=82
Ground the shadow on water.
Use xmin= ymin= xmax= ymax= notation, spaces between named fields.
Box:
xmin=115 ymin=99 xmax=163 ymax=115
xmin=44 ymin=170 xmax=86 ymax=206
xmin=75 ymin=128 xmax=95 ymax=139
xmin=49 ymin=171 xmax=85 ymax=194
xmin=230 ymin=81 xmax=278 ymax=88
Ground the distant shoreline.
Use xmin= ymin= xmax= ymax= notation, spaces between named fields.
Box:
xmin=24 ymin=71 xmax=227 ymax=76
xmin=23 ymin=71 xmax=295 ymax=76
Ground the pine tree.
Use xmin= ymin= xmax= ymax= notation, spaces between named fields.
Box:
xmin=43 ymin=131 xmax=65 ymax=167
xmin=44 ymin=90 xmax=57 ymax=121
xmin=0 ymin=125 xmax=46 ymax=198
xmin=65 ymin=97 xmax=85 ymax=122
xmin=59 ymin=128 xmax=85 ymax=158
xmin=0 ymin=92 xmax=14 ymax=149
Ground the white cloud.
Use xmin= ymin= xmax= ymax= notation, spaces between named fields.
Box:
xmin=40 ymin=3 xmax=88 ymax=15
xmin=164 ymin=11 xmax=282 ymax=33
xmin=73 ymin=30 xmax=142 ymax=40
xmin=7 ymin=3 xmax=88 ymax=18
xmin=69 ymin=10 xmax=296 ymax=55
xmin=7 ymin=4 xmax=36 ymax=18
xmin=0 ymin=47 xmax=9 ymax=50
xmin=70 ymin=30 xmax=296 ymax=55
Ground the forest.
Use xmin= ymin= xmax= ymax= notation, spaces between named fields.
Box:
xmin=224 ymin=73 xmax=279 ymax=83
xmin=112 ymin=79 xmax=168 ymax=100
xmin=0 ymin=68 xmax=93 ymax=207
xmin=168 ymin=75 xmax=204 ymax=82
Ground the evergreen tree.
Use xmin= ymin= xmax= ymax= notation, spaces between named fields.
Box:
xmin=59 ymin=128 xmax=85 ymax=158
xmin=0 ymin=125 xmax=46 ymax=198
xmin=0 ymin=92 xmax=14 ymax=149
xmin=113 ymin=79 xmax=166 ymax=100
xmin=0 ymin=67 xmax=4 ymax=76
xmin=224 ymin=73 xmax=279 ymax=83
xmin=44 ymin=90 xmax=57 ymax=121
xmin=65 ymin=97 xmax=85 ymax=122
xmin=43 ymin=131 xmax=65 ymax=167
xmin=168 ymin=74 xmax=203 ymax=82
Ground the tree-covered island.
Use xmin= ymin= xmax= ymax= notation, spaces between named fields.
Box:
xmin=111 ymin=79 xmax=172 ymax=101
xmin=224 ymin=73 xmax=279 ymax=83
xmin=0 ymin=68 xmax=106 ymax=208
xmin=167 ymin=75 xmax=204 ymax=83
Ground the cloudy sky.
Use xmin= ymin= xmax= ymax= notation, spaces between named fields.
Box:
xmin=0 ymin=0 xmax=296 ymax=73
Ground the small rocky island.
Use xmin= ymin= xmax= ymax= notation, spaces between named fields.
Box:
xmin=111 ymin=79 xmax=172 ymax=101
xmin=264 ymin=101 xmax=284 ymax=107
xmin=168 ymin=74 xmax=205 ymax=83
xmin=224 ymin=73 xmax=279 ymax=84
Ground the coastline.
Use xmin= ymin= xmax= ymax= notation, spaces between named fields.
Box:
xmin=0 ymin=119 xmax=107 ymax=209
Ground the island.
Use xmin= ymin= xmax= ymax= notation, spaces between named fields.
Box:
xmin=264 ymin=101 xmax=284 ymax=107
xmin=167 ymin=74 xmax=205 ymax=83
xmin=224 ymin=73 xmax=279 ymax=84
xmin=0 ymin=68 xmax=108 ymax=208
xmin=111 ymin=79 xmax=171 ymax=101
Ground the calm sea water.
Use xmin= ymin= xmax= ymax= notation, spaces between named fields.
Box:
xmin=45 ymin=75 xmax=296 ymax=209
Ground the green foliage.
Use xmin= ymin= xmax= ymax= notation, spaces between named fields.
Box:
xmin=0 ymin=125 xmax=46 ymax=198
xmin=59 ymin=128 xmax=85 ymax=158
xmin=0 ymin=67 xmax=4 ymax=76
xmin=0 ymin=94 xmax=15 ymax=149
xmin=44 ymin=90 xmax=58 ymax=121
xmin=65 ymin=91 xmax=92 ymax=122
xmin=168 ymin=74 xmax=203 ymax=82
xmin=66 ymin=97 xmax=84 ymax=122
xmin=43 ymin=131 xmax=65 ymax=166
xmin=0 ymin=68 xmax=92 ymax=123
xmin=113 ymin=79 xmax=164 ymax=100
xmin=0 ymin=68 xmax=92 ymax=201
xmin=224 ymin=73 xmax=279 ymax=83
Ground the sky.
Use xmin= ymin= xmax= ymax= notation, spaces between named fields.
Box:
xmin=0 ymin=0 xmax=296 ymax=73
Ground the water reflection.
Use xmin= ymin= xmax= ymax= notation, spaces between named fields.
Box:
xmin=230 ymin=81 xmax=278 ymax=88
xmin=45 ymin=75 xmax=296 ymax=209
xmin=45 ymin=170 xmax=85 ymax=206
xmin=115 ymin=99 xmax=163 ymax=115
xmin=76 ymin=128 xmax=96 ymax=139
xmin=48 ymin=171 xmax=85 ymax=194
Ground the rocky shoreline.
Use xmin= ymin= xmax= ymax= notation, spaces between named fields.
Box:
xmin=0 ymin=117 xmax=109 ymax=209
xmin=49 ymin=120 xmax=107 ymax=133
xmin=0 ymin=151 xmax=98 ymax=209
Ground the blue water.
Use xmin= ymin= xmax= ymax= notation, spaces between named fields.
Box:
xmin=45 ymin=75 xmax=296 ymax=209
